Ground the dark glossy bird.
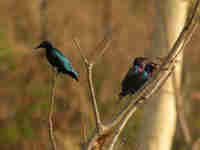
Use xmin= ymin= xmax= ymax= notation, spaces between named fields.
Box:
xmin=35 ymin=41 xmax=78 ymax=81
xmin=119 ymin=59 xmax=158 ymax=100
xmin=119 ymin=57 xmax=147 ymax=99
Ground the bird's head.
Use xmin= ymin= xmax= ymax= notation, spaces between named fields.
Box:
xmin=144 ymin=62 xmax=159 ymax=76
xmin=35 ymin=40 xmax=53 ymax=49
xmin=133 ymin=57 xmax=148 ymax=69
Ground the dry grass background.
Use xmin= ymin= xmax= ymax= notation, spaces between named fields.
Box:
xmin=0 ymin=0 xmax=200 ymax=150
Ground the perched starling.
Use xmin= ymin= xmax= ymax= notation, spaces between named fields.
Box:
xmin=119 ymin=59 xmax=158 ymax=100
xmin=119 ymin=57 xmax=148 ymax=99
xmin=35 ymin=41 xmax=78 ymax=81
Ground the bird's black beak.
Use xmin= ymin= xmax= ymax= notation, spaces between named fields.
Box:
xmin=33 ymin=44 xmax=43 ymax=54
xmin=34 ymin=45 xmax=41 ymax=49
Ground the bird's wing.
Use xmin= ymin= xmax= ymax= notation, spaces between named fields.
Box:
xmin=121 ymin=67 xmax=140 ymax=90
xmin=122 ymin=66 xmax=139 ymax=83
xmin=52 ymin=48 xmax=78 ymax=77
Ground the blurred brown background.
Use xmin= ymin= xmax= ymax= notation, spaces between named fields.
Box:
xmin=0 ymin=0 xmax=200 ymax=150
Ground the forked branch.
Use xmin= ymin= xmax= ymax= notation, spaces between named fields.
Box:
xmin=107 ymin=0 xmax=199 ymax=130
xmin=73 ymin=1 xmax=199 ymax=149
xmin=73 ymin=36 xmax=113 ymax=132
xmin=48 ymin=71 xmax=58 ymax=150
xmin=172 ymin=71 xmax=192 ymax=147
xmin=107 ymin=1 xmax=200 ymax=149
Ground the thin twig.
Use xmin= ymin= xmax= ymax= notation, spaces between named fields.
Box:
xmin=172 ymin=17 xmax=199 ymax=62
xmin=172 ymin=71 xmax=192 ymax=146
xmin=81 ymin=113 xmax=87 ymax=144
xmin=93 ymin=40 xmax=112 ymax=65
xmin=92 ymin=32 xmax=112 ymax=65
xmin=171 ymin=10 xmax=199 ymax=146
xmin=108 ymin=106 xmax=138 ymax=150
xmin=166 ymin=0 xmax=200 ymax=63
xmin=72 ymin=38 xmax=89 ymax=65
xmin=80 ymin=97 xmax=88 ymax=144
xmin=73 ymin=38 xmax=104 ymax=132
xmin=48 ymin=71 xmax=58 ymax=150
xmin=91 ymin=26 xmax=120 ymax=64
xmin=172 ymin=8 xmax=199 ymax=147
xmin=86 ymin=63 xmax=104 ymax=132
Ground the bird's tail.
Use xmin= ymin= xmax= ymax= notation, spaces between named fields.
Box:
xmin=67 ymin=71 xmax=79 ymax=81
xmin=73 ymin=75 xmax=79 ymax=81
xmin=73 ymin=74 xmax=79 ymax=81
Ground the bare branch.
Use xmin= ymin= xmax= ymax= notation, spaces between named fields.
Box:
xmin=82 ymin=2 xmax=199 ymax=148
xmin=107 ymin=2 xmax=200 ymax=148
xmin=171 ymin=16 xmax=198 ymax=143
xmin=172 ymin=71 xmax=192 ymax=145
xmin=170 ymin=14 xmax=198 ymax=143
xmin=106 ymin=1 xmax=200 ymax=149
xmin=108 ymin=105 xmax=138 ymax=150
xmin=165 ymin=0 xmax=200 ymax=63
xmin=92 ymin=26 xmax=120 ymax=64
xmin=39 ymin=0 xmax=57 ymax=149
xmin=48 ymin=71 xmax=58 ymax=150
xmin=108 ymin=67 xmax=174 ymax=150
xmin=81 ymin=113 xmax=87 ymax=144
xmin=94 ymin=30 xmax=112 ymax=54
xmin=72 ymin=28 xmax=120 ymax=134
xmin=169 ymin=6 xmax=199 ymax=147
xmin=72 ymin=38 xmax=89 ymax=65
xmin=86 ymin=63 xmax=104 ymax=132
xmin=72 ymin=38 xmax=104 ymax=132
xmin=168 ymin=7 xmax=199 ymax=148
xmin=93 ymin=39 xmax=112 ymax=65
xmin=87 ymin=1 xmax=199 ymax=150
xmin=168 ymin=4 xmax=199 ymax=147
xmin=107 ymin=0 xmax=199 ymax=130
xmin=84 ymin=44 xmax=177 ymax=150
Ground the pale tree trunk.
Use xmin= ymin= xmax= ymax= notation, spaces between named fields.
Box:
xmin=137 ymin=0 xmax=189 ymax=150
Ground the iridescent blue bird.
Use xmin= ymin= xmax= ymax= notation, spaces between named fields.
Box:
xmin=119 ymin=58 xmax=158 ymax=100
xmin=35 ymin=41 xmax=78 ymax=81
xmin=119 ymin=57 xmax=147 ymax=99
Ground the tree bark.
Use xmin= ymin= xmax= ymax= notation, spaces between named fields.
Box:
xmin=137 ymin=0 xmax=189 ymax=150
